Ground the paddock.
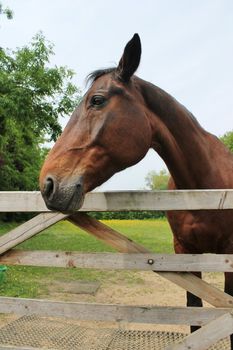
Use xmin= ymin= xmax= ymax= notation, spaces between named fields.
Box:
xmin=0 ymin=190 xmax=233 ymax=349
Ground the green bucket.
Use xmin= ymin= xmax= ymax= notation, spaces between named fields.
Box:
xmin=0 ymin=265 xmax=7 ymax=283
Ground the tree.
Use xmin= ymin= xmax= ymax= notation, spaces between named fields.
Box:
xmin=0 ymin=2 xmax=13 ymax=19
xmin=145 ymin=168 xmax=170 ymax=190
xmin=0 ymin=32 xmax=80 ymax=193
xmin=220 ymin=131 xmax=233 ymax=153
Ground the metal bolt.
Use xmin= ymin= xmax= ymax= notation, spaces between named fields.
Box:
xmin=147 ymin=259 xmax=154 ymax=265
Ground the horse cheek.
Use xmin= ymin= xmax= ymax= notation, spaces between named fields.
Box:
xmin=114 ymin=127 xmax=150 ymax=167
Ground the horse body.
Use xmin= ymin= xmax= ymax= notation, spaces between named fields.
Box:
xmin=40 ymin=34 xmax=233 ymax=343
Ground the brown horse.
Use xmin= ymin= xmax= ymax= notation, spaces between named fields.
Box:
xmin=40 ymin=34 xmax=233 ymax=341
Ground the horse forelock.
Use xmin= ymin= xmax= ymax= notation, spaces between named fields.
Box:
xmin=86 ymin=67 xmax=116 ymax=87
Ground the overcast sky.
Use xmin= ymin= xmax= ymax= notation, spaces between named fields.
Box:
xmin=1 ymin=0 xmax=233 ymax=190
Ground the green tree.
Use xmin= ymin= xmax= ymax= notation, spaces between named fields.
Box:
xmin=145 ymin=168 xmax=170 ymax=190
xmin=220 ymin=131 xmax=233 ymax=153
xmin=0 ymin=32 xmax=80 ymax=194
xmin=0 ymin=2 xmax=13 ymax=19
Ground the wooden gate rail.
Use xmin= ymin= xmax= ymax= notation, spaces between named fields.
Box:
xmin=0 ymin=190 xmax=233 ymax=212
xmin=0 ymin=297 xmax=230 ymax=326
xmin=0 ymin=190 xmax=233 ymax=350
xmin=2 ymin=250 xmax=233 ymax=272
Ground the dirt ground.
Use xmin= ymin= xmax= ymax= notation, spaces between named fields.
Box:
xmin=0 ymin=271 xmax=223 ymax=334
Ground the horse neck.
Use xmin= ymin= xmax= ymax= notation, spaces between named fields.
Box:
xmin=137 ymin=78 xmax=227 ymax=189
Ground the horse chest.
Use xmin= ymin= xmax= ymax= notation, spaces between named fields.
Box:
xmin=167 ymin=210 xmax=233 ymax=254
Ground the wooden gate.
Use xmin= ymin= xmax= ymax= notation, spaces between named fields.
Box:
xmin=0 ymin=190 xmax=233 ymax=350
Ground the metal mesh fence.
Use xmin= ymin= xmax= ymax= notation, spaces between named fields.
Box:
xmin=0 ymin=315 xmax=230 ymax=349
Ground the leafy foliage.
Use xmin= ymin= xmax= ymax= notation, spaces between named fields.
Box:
xmin=0 ymin=33 xmax=80 ymax=142
xmin=90 ymin=211 xmax=165 ymax=220
xmin=145 ymin=168 xmax=169 ymax=190
xmin=220 ymin=131 xmax=233 ymax=153
xmin=0 ymin=2 xmax=13 ymax=19
xmin=0 ymin=33 xmax=80 ymax=220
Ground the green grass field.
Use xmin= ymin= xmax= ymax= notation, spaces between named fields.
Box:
xmin=0 ymin=219 xmax=174 ymax=298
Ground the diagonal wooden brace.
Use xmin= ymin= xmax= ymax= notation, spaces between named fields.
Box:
xmin=0 ymin=212 xmax=67 ymax=255
xmin=69 ymin=212 xmax=233 ymax=308
xmin=165 ymin=311 xmax=233 ymax=350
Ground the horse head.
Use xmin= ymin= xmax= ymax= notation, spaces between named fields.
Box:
xmin=40 ymin=34 xmax=152 ymax=212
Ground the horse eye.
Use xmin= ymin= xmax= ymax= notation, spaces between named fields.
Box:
xmin=91 ymin=95 xmax=106 ymax=107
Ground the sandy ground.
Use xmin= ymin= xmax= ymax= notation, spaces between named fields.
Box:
xmin=0 ymin=270 xmax=223 ymax=334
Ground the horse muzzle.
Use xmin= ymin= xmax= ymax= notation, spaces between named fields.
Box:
xmin=41 ymin=175 xmax=84 ymax=213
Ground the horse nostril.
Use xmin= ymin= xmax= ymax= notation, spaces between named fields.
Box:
xmin=44 ymin=177 xmax=55 ymax=200
xmin=76 ymin=180 xmax=83 ymax=194
xmin=76 ymin=183 xmax=81 ymax=190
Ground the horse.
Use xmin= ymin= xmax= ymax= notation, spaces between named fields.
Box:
xmin=40 ymin=34 xmax=233 ymax=343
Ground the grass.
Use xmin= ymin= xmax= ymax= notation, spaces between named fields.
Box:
xmin=0 ymin=219 xmax=174 ymax=298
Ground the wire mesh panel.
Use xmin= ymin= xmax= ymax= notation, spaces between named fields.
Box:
xmin=0 ymin=315 xmax=230 ymax=350
xmin=106 ymin=329 xmax=230 ymax=350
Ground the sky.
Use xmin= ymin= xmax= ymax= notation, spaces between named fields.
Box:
xmin=1 ymin=0 xmax=233 ymax=190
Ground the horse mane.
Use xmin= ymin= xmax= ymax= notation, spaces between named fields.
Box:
xmin=86 ymin=69 xmax=201 ymax=132
xmin=86 ymin=67 xmax=116 ymax=86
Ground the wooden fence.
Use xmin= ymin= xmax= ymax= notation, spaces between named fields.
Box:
xmin=0 ymin=190 xmax=233 ymax=350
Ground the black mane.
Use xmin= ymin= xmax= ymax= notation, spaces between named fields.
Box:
xmin=86 ymin=67 xmax=116 ymax=86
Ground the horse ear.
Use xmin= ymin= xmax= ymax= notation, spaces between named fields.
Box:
xmin=116 ymin=33 xmax=141 ymax=82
